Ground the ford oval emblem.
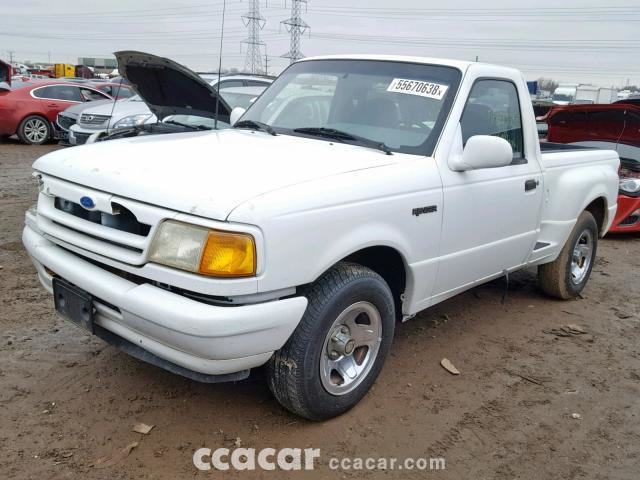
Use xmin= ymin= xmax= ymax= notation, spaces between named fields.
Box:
xmin=80 ymin=196 xmax=95 ymax=209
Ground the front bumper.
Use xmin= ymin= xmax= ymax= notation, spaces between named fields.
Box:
xmin=609 ymin=194 xmax=640 ymax=232
xmin=68 ymin=128 xmax=96 ymax=146
xmin=22 ymin=224 xmax=308 ymax=378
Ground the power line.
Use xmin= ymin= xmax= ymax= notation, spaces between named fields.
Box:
xmin=281 ymin=0 xmax=309 ymax=63
xmin=241 ymin=0 xmax=266 ymax=74
xmin=307 ymin=31 xmax=640 ymax=51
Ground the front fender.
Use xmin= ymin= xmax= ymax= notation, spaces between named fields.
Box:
xmin=228 ymin=158 xmax=444 ymax=311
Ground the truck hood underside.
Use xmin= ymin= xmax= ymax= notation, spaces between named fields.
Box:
xmin=114 ymin=50 xmax=231 ymax=122
xmin=32 ymin=129 xmax=398 ymax=220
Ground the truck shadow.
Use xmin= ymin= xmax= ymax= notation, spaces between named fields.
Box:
xmin=95 ymin=267 xmax=544 ymax=423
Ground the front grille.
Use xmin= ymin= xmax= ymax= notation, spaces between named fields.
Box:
xmin=79 ymin=114 xmax=111 ymax=126
xmin=74 ymin=132 xmax=91 ymax=145
xmin=54 ymin=197 xmax=151 ymax=237
xmin=35 ymin=189 xmax=160 ymax=266
xmin=56 ymin=114 xmax=75 ymax=131
xmin=620 ymin=215 xmax=640 ymax=226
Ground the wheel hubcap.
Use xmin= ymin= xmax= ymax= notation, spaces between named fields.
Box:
xmin=320 ymin=301 xmax=382 ymax=396
xmin=571 ymin=229 xmax=593 ymax=285
xmin=24 ymin=119 xmax=48 ymax=143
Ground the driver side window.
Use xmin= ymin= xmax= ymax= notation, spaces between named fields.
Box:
xmin=80 ymin=88 xmax=109 ymax=102
xmin=460 ymin=79 xmax=525 ymax=163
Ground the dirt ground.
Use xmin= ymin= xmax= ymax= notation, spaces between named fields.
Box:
xmin=1 ymin=139 xmax=639 ymax=480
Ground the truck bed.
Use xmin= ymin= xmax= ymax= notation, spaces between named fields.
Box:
xmin=540 ymin=142 xmax=594 ymax=153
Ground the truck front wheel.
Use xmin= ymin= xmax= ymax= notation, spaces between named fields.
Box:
xmin=267 ymin=262 xmax=395 ymax=420
xmin=538 ymin=210 xmax=598 ymax=299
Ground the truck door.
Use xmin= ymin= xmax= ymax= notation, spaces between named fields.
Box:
xmin=433 ymin=78 xmax=543 ymax=302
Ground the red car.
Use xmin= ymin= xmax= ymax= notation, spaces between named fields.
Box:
xmin=546 ymin=103 xmax=640 ymax=232
xmin=0 ymin=80 xmax=112 ymax=144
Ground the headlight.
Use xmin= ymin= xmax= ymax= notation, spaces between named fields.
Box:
xmin=619 ymin=178 xmax=640 ymax=194
xmin=149 ymin=220 xmax=256 ymax=277
xmin=113 ymin=114 xmax=153 ymax=128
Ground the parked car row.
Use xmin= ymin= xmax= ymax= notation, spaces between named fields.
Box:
xmin=63 ymin=52 xmax=272 ymax=145
xmin=0 ymin=80 xmax=115 ymax=144
xmin=0 ymin=54 xmax=273 ymax=146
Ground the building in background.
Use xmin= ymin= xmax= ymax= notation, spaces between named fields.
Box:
xmin=77 ymin=57 xmax=117 ymax=75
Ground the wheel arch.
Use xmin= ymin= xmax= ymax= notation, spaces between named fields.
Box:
xmin=20 ymin=111 xmax=52 ymax=124
xmin=583 ymin=196 xmax=607 ymax=237
xmin=321 ymin=245 xmax=409 ymax=321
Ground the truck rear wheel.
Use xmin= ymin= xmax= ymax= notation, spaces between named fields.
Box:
xmin=538 ymin=211 xmax=598 ymax=299
xmin=267 ymin=262 xmax=395 ymax=420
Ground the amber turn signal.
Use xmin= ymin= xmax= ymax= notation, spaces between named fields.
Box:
xmin=199 ymin=231 xmax=256 ymax=277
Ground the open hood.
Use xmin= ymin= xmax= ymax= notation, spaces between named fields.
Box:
xmin=0 ymin=59 xmax=10 ymax=89
xmin=114 ymin=51 xmax=231 ymax=122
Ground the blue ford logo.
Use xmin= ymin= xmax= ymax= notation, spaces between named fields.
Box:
xmin=80 ymin=196 xmax=95 ymax=209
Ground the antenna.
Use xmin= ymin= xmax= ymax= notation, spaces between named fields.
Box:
xmin=281 ymin=0 xmax=309 ymax=63
xmin=106 ymin=57 xmax=123 ymax=136
xmin=241 ymin=0 xmax=266 ymax=74
xmin=214 ymin=0 xmax=227 ymax=130
xmin=264 ymin=51 xmax=270 ymax=76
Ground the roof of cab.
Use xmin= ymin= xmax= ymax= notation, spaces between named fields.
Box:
xmin=299 ymin=54 xmax=474 ymax=71
xmin=299 ymin=54 xmax=522 ymax=78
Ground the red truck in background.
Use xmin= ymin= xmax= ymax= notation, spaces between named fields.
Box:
xmin=547 ymin=102 xmax=640 ymax=232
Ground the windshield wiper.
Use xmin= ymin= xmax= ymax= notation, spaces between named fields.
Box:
xmin=293 ymin=127 xmax=393 ymax=155
xmin=233 ymin=119 xmax=277 ymax=136
xmin=164 ymin=120 xmax=211 ymax=131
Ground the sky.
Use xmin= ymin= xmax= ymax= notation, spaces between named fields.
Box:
xmin=2 ymin=0 xmax=639 ymax=88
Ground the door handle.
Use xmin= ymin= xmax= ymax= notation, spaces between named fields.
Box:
xmin=525 ymin=179 xmax=539 ymax=191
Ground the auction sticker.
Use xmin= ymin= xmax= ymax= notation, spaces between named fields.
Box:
xmin=387 ymin=79 xmax=448 ymax=100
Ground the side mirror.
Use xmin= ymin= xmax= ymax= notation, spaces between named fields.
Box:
xmin=451 ymin=135 xmax=513 ymax=171
xmin=230 ymin=107 xmax=246 ymax=127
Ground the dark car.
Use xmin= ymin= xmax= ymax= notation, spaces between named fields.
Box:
xmin=0 ymin=59 xmax=11 ymax=90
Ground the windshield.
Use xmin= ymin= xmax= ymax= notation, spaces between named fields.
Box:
xmin=239 ymin=59 xmax=461 ymax=155
xmin=220 ymin=91 xmax=259 ymax=109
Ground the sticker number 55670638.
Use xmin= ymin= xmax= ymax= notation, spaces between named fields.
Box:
xmin=387 ymin=78 xmax=449 ymax=100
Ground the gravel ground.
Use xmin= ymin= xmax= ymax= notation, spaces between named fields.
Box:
xmin=1 ymin=139 xmax=639 ymax=479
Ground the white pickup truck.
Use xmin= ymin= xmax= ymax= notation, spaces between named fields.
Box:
xmin=23 ymin=54 xmax=619 ymax=420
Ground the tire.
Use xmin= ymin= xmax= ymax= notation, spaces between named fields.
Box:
xmin=267 ymin=262 xmax=395 ymax=420
xmin=538 ymin=211 xmax=598 ymax=299
xmin=18 ymin=115 xmax=51 ymax=145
